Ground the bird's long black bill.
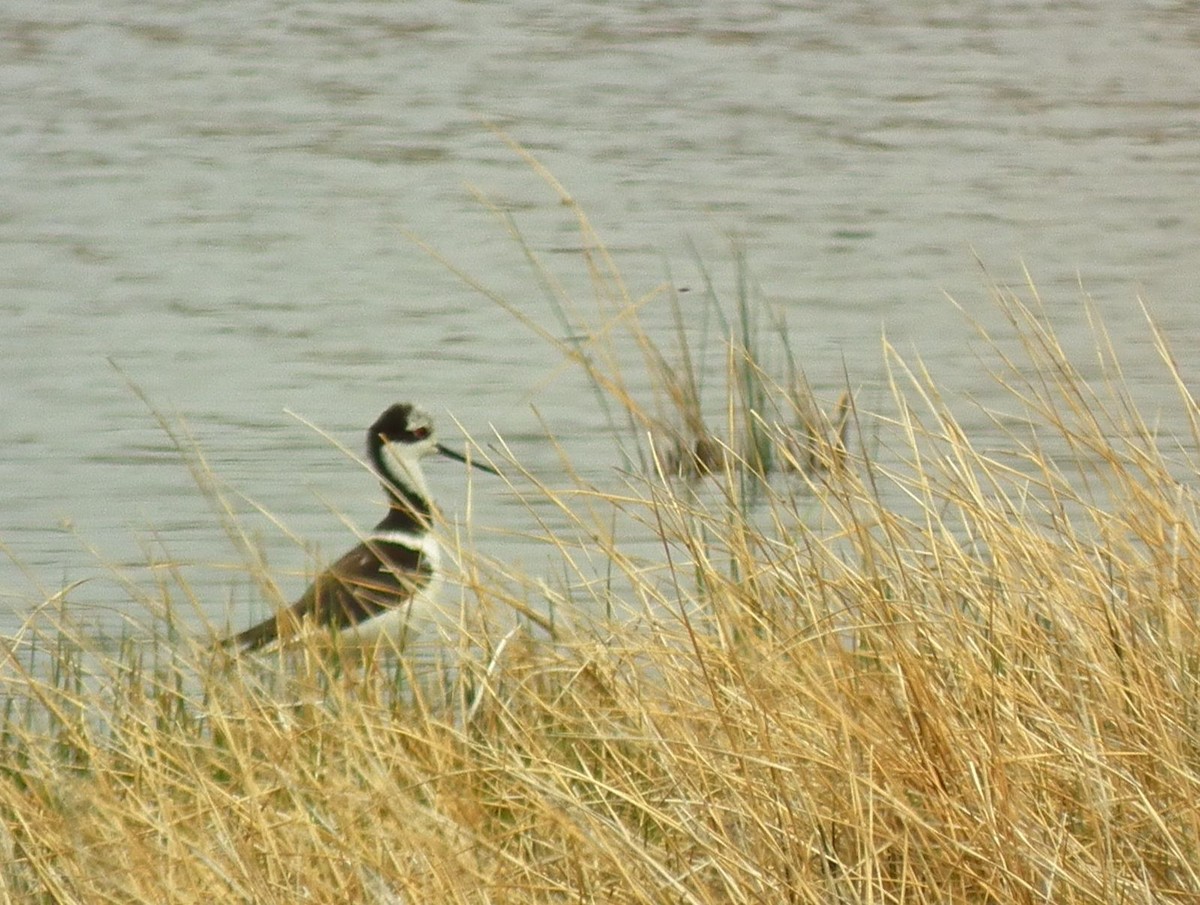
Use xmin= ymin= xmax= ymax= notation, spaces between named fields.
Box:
xmin=436 ymin=443 xmax=499 ymax=475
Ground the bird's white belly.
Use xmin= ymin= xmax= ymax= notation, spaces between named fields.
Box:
xmin=342 ymin=530 xmax=446 ymax=649
xmin=340 ymin=572 xmax=445 ymax=649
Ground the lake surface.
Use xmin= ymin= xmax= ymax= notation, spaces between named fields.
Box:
xmin=3 ymin=1 xmax=1199 ymax=640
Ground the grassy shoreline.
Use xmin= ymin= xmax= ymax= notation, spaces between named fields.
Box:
xmin=4 ymin=240 xmax=1200 ymax=902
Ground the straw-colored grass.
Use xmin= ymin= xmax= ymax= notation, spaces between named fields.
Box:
xmin=4 ymin=190 xmax=1200 ymax=900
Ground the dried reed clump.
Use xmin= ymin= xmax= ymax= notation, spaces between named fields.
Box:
xmin=3 ymin=273 xmax=1200 ymax=904
xmin=4 ymin=145 xmax=1199 ymax=902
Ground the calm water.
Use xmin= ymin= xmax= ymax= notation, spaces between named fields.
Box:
xmin=3 ymin=1 xmax=1199 ymax=638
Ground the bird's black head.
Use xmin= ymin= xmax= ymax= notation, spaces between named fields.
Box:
xmin=368 ymin=403 xmax=435 ymax=453
xmin=368 ymin=401 xmax=498 ymax=483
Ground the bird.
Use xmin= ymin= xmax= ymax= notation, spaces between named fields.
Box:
xmin=222 ymin=402 xmax=497 ymax=652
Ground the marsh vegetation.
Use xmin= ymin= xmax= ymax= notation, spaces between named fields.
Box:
xmin=3 ymin=191 xmax=1198 ymax=902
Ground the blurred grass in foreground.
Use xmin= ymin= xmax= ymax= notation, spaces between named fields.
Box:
xmin=3 ymin=216 xmax=1200 ymax=902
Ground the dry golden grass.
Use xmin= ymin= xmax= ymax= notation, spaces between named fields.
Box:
xmin=6 ymin=145 xmax=1200 ymax=905
xmin=3 ymin=274 xmax=1200 ymax=904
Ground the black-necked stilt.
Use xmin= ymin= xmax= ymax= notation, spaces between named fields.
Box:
xmin=223 ymin=402 xmax=497 ymax=652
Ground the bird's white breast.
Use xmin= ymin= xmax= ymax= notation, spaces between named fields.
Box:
xmin=344 ymin=529 xmax=445 ymax=648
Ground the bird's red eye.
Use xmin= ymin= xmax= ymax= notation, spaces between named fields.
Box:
xmin=412 ymin=426 xmax=430 ymax=440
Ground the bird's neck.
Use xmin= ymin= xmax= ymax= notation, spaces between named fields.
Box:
xmin=377 ymin=454 xmax=435 ymax=533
